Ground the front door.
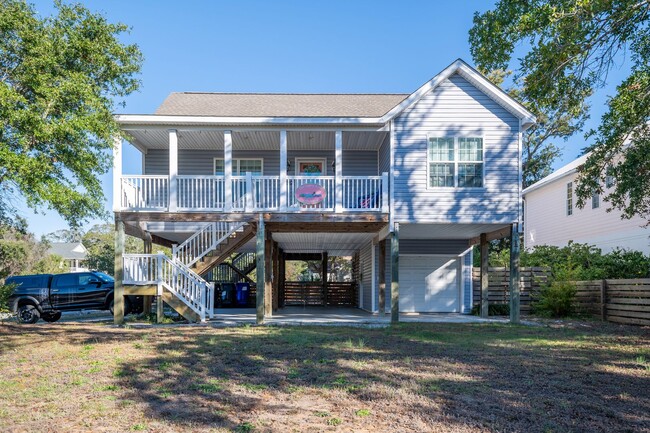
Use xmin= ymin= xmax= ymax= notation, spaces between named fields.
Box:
xmin=295 ymin=158 xmax=326 ymax=175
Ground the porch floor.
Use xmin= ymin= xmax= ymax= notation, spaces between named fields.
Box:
xmin=212 ymin=306 xmax=512 ymax=325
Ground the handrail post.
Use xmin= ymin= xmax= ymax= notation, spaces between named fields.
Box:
xmin=224 ymin=130 xmax=233 ymax=212
xmin=168 ymin=129 xmax=178 ymax=212
xmin=335 ymin=130 xmax=343 ymax=213
xmin=245 ymin=172 xmax=254 ymax=211
xmin=381 ymin=172 xmax=389 ymax=213
xmin=279 ymin=130 xmax=288 ymax=211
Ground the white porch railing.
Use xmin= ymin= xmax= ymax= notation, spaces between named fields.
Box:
xmin=123 ymin=253 xmax=214 ymax=321
xmin=177 ymin=176 xmax=225 ymax=210
xmin=120 ymin=175 xmax=169 ymax=210
xmin=287 ymin=175 xmax=336 ymax=211
xmin=172 ymin=222 xmax=245 ymax=268
xmin=119 ymin=173 xmax=388 ymax=213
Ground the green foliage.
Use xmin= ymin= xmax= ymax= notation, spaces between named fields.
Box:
xmin=0 ymin=283 xmax=15 ymax=313
xmin=82 ymin=223 xmax=143 ymax=274
xmin=0 ymin=0 xmax=143 ymax=228
xmin=0 ymin=223 xmax=61 ymax=279
xmin=521 ymin=242 xmax=650 ymax=280
xmin=470 ymin=0 xmax=650 ymax=221
xmin=532 ymin=266 xmax=579 ymax=318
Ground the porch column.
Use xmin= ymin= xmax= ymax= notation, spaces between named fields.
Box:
xmin=114 ymin=219 xmax=125 ymax=324
xmin=265 ymin=231 xmax=273 ymax=317
xmin=279 ymin=249 xmax=286 ymax=308
xmin=391 ymin=223 xmax=399 ymax=323
xmin=279 ymin=130 xmax=288 ymax=211
xmin=321 ymin=252 xmax=328 ymax=305
xmin=112 ymin=135 xmax=122 ymax=212
xmin=143 ymin=231 xmax=153 ymax=315
xmin=378 ymin=239 xmax=386 ymax=314
xmin=256 ymin=215 xmax=265 ymax=324
xmin=272 ymin=241 xmax=280 ymax=311
xmin=335 ymin=130 xmax=343 ymax=213
xmin=509 ymin=223 xmax=521 ymax=323
xmin=168 ymin=129 xmax=178 ymax=212
xmin=480 ymin=233 xmax=489 ymax=318
xmin=224 ymin=130 xmax=233 ymax=212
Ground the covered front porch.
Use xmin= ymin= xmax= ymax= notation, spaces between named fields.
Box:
xmin=114 ymin=129 xmax=390 ymax=214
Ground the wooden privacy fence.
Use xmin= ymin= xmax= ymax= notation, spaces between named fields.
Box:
xmin=573 ymin=279 xmax=650 ymax=326
xmin=473 ymin=268 xmax=650 ymax=326
xmin=283 ymin=281 xmax=357 ymax=307
xmin=472 ymin=267 xmax=549 ymax=315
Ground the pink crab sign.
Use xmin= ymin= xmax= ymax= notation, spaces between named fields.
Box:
xmin=295 ymin=183 xmax=326 ymax=205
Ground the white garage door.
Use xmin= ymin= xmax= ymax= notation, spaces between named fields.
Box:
xmin=399 ymin=255 xmax=459 ymax=313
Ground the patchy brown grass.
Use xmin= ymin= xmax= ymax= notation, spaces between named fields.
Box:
xmin=0 ymin=321 xmax=648 ymax=432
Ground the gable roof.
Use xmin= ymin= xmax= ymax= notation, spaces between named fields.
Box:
xmin=379 ymin=59 xmax=536 ymax=128
xmin=155 ymin=93 xmax=409 ymax=118
xmin=48 ymin=242 xmax=88 ymax=260
xmin=116 ymin=58 xmax=535 ymax=128
xmin=522 ymin=153 xmax=590 ymax=196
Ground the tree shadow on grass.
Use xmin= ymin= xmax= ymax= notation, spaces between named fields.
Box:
xmin=112 ymin=323 xmax=650 ymax=432
xmin=1 ymin=322 xmax=648 ymax=432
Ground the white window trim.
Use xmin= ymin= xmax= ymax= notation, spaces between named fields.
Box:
xmin=294 ymin=158 xmax=328 ymax=175
xmin=426 ymin=135 xmax=486 ymax=190
xmin=566 ymin=182 xmax=573 ymax=216
xmin=213 ymin=158 xmax=264 ymax=175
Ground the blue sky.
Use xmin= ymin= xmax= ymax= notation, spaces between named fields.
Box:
xmin=21 ymin=0 xmax=628 ymax=236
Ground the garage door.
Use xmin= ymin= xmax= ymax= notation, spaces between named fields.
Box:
xmin=399 ymin=255 xmax=459 ymax=312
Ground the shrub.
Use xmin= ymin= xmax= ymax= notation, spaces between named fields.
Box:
xmin=0 ymin=283 xmax=15 ymax=313
xmin=532 ymin=266 xmax=578 ymax=318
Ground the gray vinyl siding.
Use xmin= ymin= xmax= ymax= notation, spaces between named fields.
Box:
xmin=462 ymin=250 xmax=472 ymax=313
xmin=400 ymin=239 xmax=469 ymax=255
xmin=378 ymin=134 xmax=390 ymax=174
xmin=342 ymin=151 xmax=378 ymax=176
xmin=360 ymin=242 xmax=373 ymax=312
xmin=393 ymin=73 xmax=520 ymax=224
xmin=145 ymin=149 xmax=377 ymax=176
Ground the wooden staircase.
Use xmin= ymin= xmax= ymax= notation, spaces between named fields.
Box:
xmin=161 ymin=287 xmax=201 ymax=323
xmin=194 ymin=224 xmax=256 ymax=276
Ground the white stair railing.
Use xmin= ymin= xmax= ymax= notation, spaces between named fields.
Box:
xmin=173 ymin=222 xmax=246 ymax=268
xmin=123 ymin=253 xmax=214 ymax=321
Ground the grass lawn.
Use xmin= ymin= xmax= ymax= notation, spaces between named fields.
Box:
xmin=0 ymin=321 xmax=648 ymax=433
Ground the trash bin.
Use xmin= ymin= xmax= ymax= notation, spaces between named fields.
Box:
xmin=235 ymin=282 xmax=250 ymax=306
xmin=221 ymin=283 xmax=236 ymax=307
xmin=213 ymin=283 xmax=222 ymax=307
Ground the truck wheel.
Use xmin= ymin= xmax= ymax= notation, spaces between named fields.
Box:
xmin=109 ymin=298 xmax=132 ymax=316
xmin=41 ymin=311 xmax=62 ymax=323
xmin=17 ymin=305 xmax=40 ymax=324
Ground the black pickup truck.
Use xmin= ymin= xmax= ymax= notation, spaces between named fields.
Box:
xmin=6 ymin=271 xmax=143 ymax=324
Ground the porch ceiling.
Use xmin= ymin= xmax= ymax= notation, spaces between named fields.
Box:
xmin=272 ymin=232 xmax=376 ymax=256
xmin=125 ymin=130 xmax=387 ymax=152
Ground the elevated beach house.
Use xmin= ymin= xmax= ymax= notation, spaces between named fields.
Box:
xmin=113 ymin=59 xmax=535 ymax=324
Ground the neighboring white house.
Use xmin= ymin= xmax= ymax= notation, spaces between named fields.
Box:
xmin=522 ymin=154 xmax=650 ymax=254
xmin=48 ymin=242 xmax=89 ymax=272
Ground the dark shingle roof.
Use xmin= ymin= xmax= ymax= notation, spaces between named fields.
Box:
xmin=154 ymin=92 xmax=409 ymax=118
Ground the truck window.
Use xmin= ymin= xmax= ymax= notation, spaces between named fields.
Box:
xmin=78 ymin=274 xmax=99 ymax=285
xmin=54 ymin=274 xmax=79 ymax=287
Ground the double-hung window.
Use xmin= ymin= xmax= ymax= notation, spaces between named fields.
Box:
xmin=428 ymin=137 xmax=483 ymax=188
xmin=567 ymin=182 xmax=573 ymax=216
xmin=214 ymin=158 xmax=263 ymax=175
